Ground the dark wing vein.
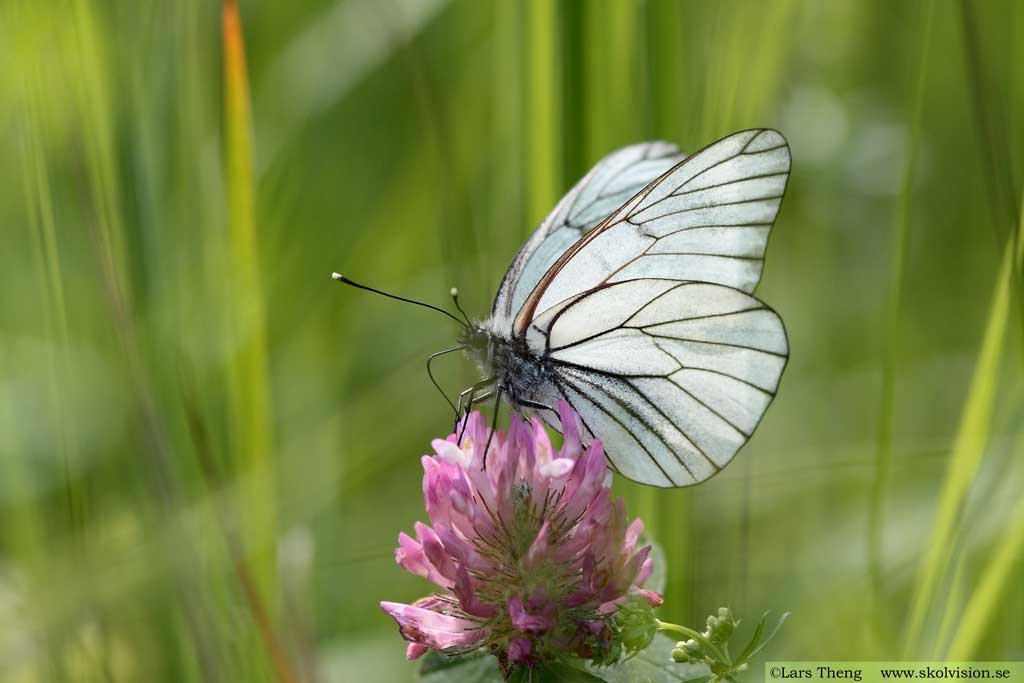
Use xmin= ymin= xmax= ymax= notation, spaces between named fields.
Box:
xmin=548 ymin=349 xmax=779 ymax=397
xmin=556 ymin=372 xmax=688 ymax=485
xmin=639 ymin=330 xmax=788 ymax=359
xmin=631 ymin=195 xmax=784 ymax=225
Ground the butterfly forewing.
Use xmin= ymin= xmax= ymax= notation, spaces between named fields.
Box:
xmin=491 ymin=141 xmax=685 ymax=327
xmin=514 ymin=129 xmax=790 ymax=334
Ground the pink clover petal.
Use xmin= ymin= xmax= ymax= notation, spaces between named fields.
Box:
xmin=623 ymin=518 xmax=644 ymax=555
xmin=394 ymin=532 xmax=447 ymax=588
xmin=460 ymin=411 xmax=489 ymax=465
xmin=539 ymin=457 xmax=574 ymax=479
xmin=597 ymin=597 xmax=627 ymax=615
xmin=563 ymin=441 xmax=609 ymax=522
xmin=380 ymin=601 xmax=485 ymax=650
xmin=406 ymin=643 xmax=429 ymax=660
xmin=526 ymin=587 xmax=555 ymax=613
xmin=564 ymin=590 xmax=591 ymax=608
xmin=557 ymin=400 xmax=584 ymax=460
xmin=454 ymin=565 xmax=498 ymax=618
xmin=433 ymin=438 xmax=471 ymax=468
xmin=436 ymin=525 xmax=487 ymax=573
xmin=585 ymin=440 xmax=609 ymax=485
xmin=622 ymin=545 xmax=652 ymax=588
xmin=508 ymin=638 xmax=533 ymax=664
xmin=525 ymin=521 xmax=550 ymax=568
xmin=512 ymin=419 xmax=537 ymax=477
xmin=415 ymin=522 xmax=457 ymax=583
xmin=412 ymin=595 xmax=449 ymax=611
xmin=509 ymin=595 xmax=554 ymax=634
xmin=635 ymin=557 xmax=654 ymax=587
xmin=531 ymin=417 xmax=553 ymax=462
xmin=636 ymin=589 xmax=664 ymax=607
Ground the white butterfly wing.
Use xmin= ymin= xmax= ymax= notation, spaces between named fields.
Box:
xmin=516 ymin=129 xmax=790 ymax=331
xmin=529 ymin=279 xmax=788 ymax=487
xmin=491 ymin=141 xmax=686 ymax=327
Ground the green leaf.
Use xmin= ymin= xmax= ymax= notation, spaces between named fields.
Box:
xmin=586 ymin=634 xmax=711 ymax=683
xmin=509 ymin=661 xmax=608 ymax=682
xmin=415 ymin=637 xmax=712 ymax=683
xmin=418 ymin=650 xmax=503 ymax=683
xmin=734 ymin=612 xmax=769 ymax=665
xmin=740 ymin=612 xmax=790 ymax=664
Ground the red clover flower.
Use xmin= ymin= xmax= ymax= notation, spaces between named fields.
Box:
xmin=380 ymin=402 xmax=662 ymax=672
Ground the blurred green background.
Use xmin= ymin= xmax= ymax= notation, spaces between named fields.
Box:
xmin=2 ymin=0 xmax=1023 ymax=680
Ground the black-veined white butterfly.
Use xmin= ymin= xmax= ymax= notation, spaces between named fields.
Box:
xmin=334 ymin=129 xmax=790 ymax=488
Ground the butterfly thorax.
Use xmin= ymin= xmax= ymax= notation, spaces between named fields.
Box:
xmin=460 ymin=323 xmax=552 ymax=409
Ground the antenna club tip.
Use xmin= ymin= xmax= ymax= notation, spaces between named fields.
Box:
xmin=450 ymin=287 xmax=459 ymax=297
xmin=331 ymin=272 xmax=344 ymax=281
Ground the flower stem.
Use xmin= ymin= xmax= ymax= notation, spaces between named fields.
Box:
xmin=656 ymin=620 xmax=730 ymax=665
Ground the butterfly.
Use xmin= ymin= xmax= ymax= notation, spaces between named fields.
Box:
xmin=335 ymin=129 xmax=789 ymax=488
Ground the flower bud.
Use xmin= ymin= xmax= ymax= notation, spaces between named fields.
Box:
xmin=682 ymin=639 xmax=704 ymax=658
xmin=711 ymin=660 xmax=733 ymax=675
xmin=671 ymin=638 xmax=704 ymax=664
xmin=705 ymin=607 xmax=735 ymax=644
xmin=712 ymin=616 xmax=734 ymax=642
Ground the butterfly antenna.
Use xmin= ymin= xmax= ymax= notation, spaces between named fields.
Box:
xmin=331 ymin=273 xmax=466 ymax=327
xmin=450 ymin=287 xmax=473 ymax=326
xmin=427 ymin=346 xmax=463 ymax=417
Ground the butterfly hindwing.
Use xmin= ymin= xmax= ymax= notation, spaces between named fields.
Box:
xmin=530 ymin=278 xmax=788 ymax=487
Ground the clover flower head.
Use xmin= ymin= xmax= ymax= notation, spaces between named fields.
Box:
xmin=381 ymin=402 xmax=661 ymax=672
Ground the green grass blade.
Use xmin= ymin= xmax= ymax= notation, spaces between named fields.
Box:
xmin=869 ymin=0 xmax=934 ymax=612
xmin=221 ymin=0 xmax=277 ymax=591
xmin=940 ymin=189 xmax=1024 ymax=659
xmin=947 ymin=479 xmax=1024 ymax=659
xmin=526 ymin=0 xmax=561 ymax=224
xmin=903 ymin=238 xmax=1015 ymax=656
xmin=645 ymin=0 xmax=690 ymax=625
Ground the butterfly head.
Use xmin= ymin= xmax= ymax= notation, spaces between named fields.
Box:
xmin=459 ymin=321 xmax=553 ymax=411
xmin=457 ymin=323 xmax=494 ymax=374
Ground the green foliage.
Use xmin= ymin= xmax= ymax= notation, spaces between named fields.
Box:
xmin=614 ymin=598 xmax=661 ymax=660
xmin=417 ymin=636 xmax=714 ymax=683
xmin=663 ymin=608 xmax=790 ymax=683
xmin=418 ymin=651 xmax=504 ymax=683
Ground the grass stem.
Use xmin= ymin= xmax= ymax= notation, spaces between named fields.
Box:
xmin=869 ymin=0 xmax=934 ymax=621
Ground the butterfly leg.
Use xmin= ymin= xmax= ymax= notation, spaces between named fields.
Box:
xmin=453 ymin=386 xmax=472 ymax=430
xmin=515 ymin=398 xmax=554 ymax=413
xmin=455 ymin=378 xmax=495 ymax=441
xmin=481 ymin=389 xmax=503 ymax=468
xmin=510 ymin=397 xmax=557 ymax=426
